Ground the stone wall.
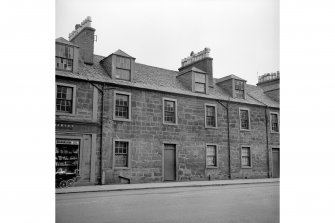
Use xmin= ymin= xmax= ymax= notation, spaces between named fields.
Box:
xmin=101 ymin=86 xmax=279 ymax=184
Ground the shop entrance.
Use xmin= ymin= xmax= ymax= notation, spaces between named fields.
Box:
xmin=272 ymin=148 xmax=280 ymax=178
xmin=56 ymin=139 xmax=80 ymax=187
xmin=164 ymin=144 xmax=176 ymax=181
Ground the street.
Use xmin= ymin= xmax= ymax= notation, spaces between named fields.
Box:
xmin=56 ymin=182 xmax=279 ymax=223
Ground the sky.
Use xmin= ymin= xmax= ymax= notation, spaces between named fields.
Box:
xmin=56 ymin=0 xmax=279 ymax=85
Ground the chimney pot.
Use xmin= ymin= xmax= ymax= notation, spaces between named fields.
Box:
xmin=75 ymin=24 xmax=80 ymax=30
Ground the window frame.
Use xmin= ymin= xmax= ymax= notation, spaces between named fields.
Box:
xmin=206 ymin=144 xmax=219 ymax=168
xmin=204 ymin=103 xmax=217 ymax=129
xmin=270 ymin=112 xmax=280 ymax=133
xmin=234 ymin=79 xmax=245 ymax=99
xmin=240 ymin=146 xmax=252 ymax=168
xmin=56 ymin=83 xmax=76 ymax=116
xmin=113 ymin=90 xmax=132 ymax=122
xmin=194 ymin=72 xmax=206 ymax=93
xmin=112 ymin=139 xmax=131 ymax=169
xmin=55 ymin=43 xmax=74 ymax=72
xmin=115 ymin=56 xmax=131 ymax=81
xmin=239 ymin=107 xmax=251 ymax=131
xmin=163 ymin=97 xmax=178 ymax=125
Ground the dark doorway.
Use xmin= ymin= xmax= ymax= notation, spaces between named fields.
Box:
xmin=272 ymin=148 xmax=280 ymax=178
xmin=164 ymin=144 xmax=176 ymax=181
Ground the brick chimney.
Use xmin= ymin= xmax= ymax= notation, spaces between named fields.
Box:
xmin=69 ymin=16 xmax=95 ymax=65
xmin=257 ymin=71 xmax=280 ymax=102
xmin=178 ymin=48 xmax=214 ymax=87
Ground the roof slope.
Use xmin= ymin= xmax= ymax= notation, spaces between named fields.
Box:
xmin=56 ymin=54 xmax=279 ymax=108
xmin=56 ymin=37 xmax=80 ymax=47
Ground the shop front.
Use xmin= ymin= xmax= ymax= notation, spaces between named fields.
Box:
xmin=56 ymin=121 xmax=99 ymax=187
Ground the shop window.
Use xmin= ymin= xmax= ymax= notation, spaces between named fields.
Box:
xmin=239 ymin=108 xmax=250 ymax=130
xmin=235 ymin=80 xmax=245 ymax=99
xmin=56 ymin=83 xmax=76 ymax=114
xmin=241 ymin=146 xmax=252 ymax=168
xmin=55 ymin=139 xmax=80 ymax=174
xmin=114 ymin=140 xmax=130 ymax=168
xmin=206 ymin=145 xmax=218 ymax=168
xmin=163 ymin=98 xmax=177 ymax=125
xmin=115 ymin=56 xmax=131 ymax=81
xmin=194 ymin=73 xmax=206 ymax=93
xmin=113 ymin=91 xmax=131 ymax=121
xmin=270 ymin=112 xmax=279 ymax=133
xmin=205 ymin=104 xmax=217 ymax=128
xmin=56 ymin=44 xmax=74 ymax=72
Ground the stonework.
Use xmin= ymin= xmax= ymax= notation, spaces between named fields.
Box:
xmin=55 ymin=18 xmax=279 ymax=187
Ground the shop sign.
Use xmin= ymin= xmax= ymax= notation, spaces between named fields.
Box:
xmin=56 ymin=123 xmax=74 ymax=130
xmin=56 ymin=139 xmax=80 ymax=145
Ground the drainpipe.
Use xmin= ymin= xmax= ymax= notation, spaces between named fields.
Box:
xmin=264 ymin=106 xmax=270 ymax=178
xmin=100 ymin=83 xmax=105 ymax=185
xmin=217 ymin=100 xmax=231 ymax=179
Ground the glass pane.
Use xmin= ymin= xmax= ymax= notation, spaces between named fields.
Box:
xmin=195 ymin=73 xmax=205 ymax=83
xmin=195 ymin=83 xmax=205 ymax=92
xmin=66 ymin=87 xmax=73 ymax=100
xmin=206 ymin=106 xmax=215 ymax=116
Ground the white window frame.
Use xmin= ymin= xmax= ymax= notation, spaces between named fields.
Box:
xmin=206 ymin=144 xmax=219 ymax=168
xmin=270 ymin=112 xmax=280 ymax=133
xmin=113 ymin=90 xmax=132 ymax=122
xmin=163 ymin=97 xmax=178 ymax=125
xmin=204 ymin=103 xmax=217 ymax=129
xmin=112 ymin=139 xmax=131 ymax=169
xmin=240 ymin=146 xmax=252 ymax=168
xmin=56 ymin=83 xmax=76 ymax=116
xmin=239 ymin=107 xmax=251 ymax=131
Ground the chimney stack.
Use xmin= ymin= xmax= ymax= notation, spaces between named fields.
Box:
xmin=257 ymin=71 xmax=280 ymax=102
xmin=69 ymin=16 xmax=95 ymax=65
xmin=179 ymin=48 xmax=214 ymax=87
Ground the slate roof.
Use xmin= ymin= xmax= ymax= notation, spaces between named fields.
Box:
xmin=56 ymin=54 xmax=279 ymax=108
xmin=216 ymin=74 xmax=246 ymax=83
xmin=56 ymin=37 xmax=80 ymax=48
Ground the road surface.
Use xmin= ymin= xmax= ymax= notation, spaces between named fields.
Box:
xmin=56 ymin=182 xmax=279 ymax=223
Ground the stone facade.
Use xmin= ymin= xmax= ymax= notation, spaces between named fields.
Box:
xmin=55 ymin=18 xmax=280 ymax=186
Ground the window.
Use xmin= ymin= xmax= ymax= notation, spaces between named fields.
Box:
xmin=113 ymin=91 xmax=131 ymax=121
xmin=115 ymin=57 xmax=131 ymax=81
xmin=239 ymin=108 xmax=250 ymax=130
xmin=114 ymin=140 xmax=130 ymax=168
xmin=205 ymin=104 xmax=217 ymax=128
xmin=270 ymin=113 xmax=279 ymax=133
xmin=206 ymin=145 xmax=218 ymax=168
xmin=163 ymin=98 xmax=177 ymax=125
xmin=241 ymin=146 xmax=251 ymax=168
xmin=56 ymin=84 xmax=76 ymax=114
xmin=235 ymin=80 xmax=245 ymax=99
xmin=194 ymin=73 xmax=206 ymax=93
xmin=56 ymin=44 xmax=74 ymax=72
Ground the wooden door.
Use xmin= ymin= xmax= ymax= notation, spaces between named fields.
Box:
xmin=164 ymin=144 xmax=176 ymax=181
xmin=272 ymin=148 xmax=280 ymax=178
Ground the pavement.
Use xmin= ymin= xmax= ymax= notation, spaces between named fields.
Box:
xmin=56 ymin=178 xmax=279 ymax=194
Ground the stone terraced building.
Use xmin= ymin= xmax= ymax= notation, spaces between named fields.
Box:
xmin=55 ymin=17 xmax=280 ymax=187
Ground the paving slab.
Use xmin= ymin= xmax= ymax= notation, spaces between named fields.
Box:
xmin=56 ymin=178 xmax=279 ymax=194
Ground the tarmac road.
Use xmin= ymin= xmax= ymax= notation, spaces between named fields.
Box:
xmin=56 ymin=182 xmax=279 ymax=223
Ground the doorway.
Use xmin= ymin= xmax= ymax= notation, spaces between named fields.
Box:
xmin=272 ymin=148 xmax=280 ymax=178
xmin=164 ymin=144 xmax=176 ymax=181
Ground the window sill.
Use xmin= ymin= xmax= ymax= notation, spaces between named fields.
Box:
xmin=113 ymin=118 xmax=132 ymax=122
xmin=241 ymin=166 xmax=252 ymax=169
xmin=271 ymin=131 xmax=280 ymax=134
xmin=239 ymin=128 xmax=251 ymax=132
xmin=205 ymin=126 xmax=218 ymax=129
xmin=56 ymin=112 xmax=75 ymax=116
xmin=163 ymin=122 xmax=178 ymax=126
xmin=206 ymin=166 xmax=218 ymax=169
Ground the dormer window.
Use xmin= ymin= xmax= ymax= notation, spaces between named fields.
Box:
xmin=235 ymin=80 xmax=245 ymax=99
xmin=115 ymin=57 xmax=131 ymax=81
xmin=56 ymin=44 xmax=74 ymax=72
xmin=194 ymin=73 xmax=206 ymax=93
